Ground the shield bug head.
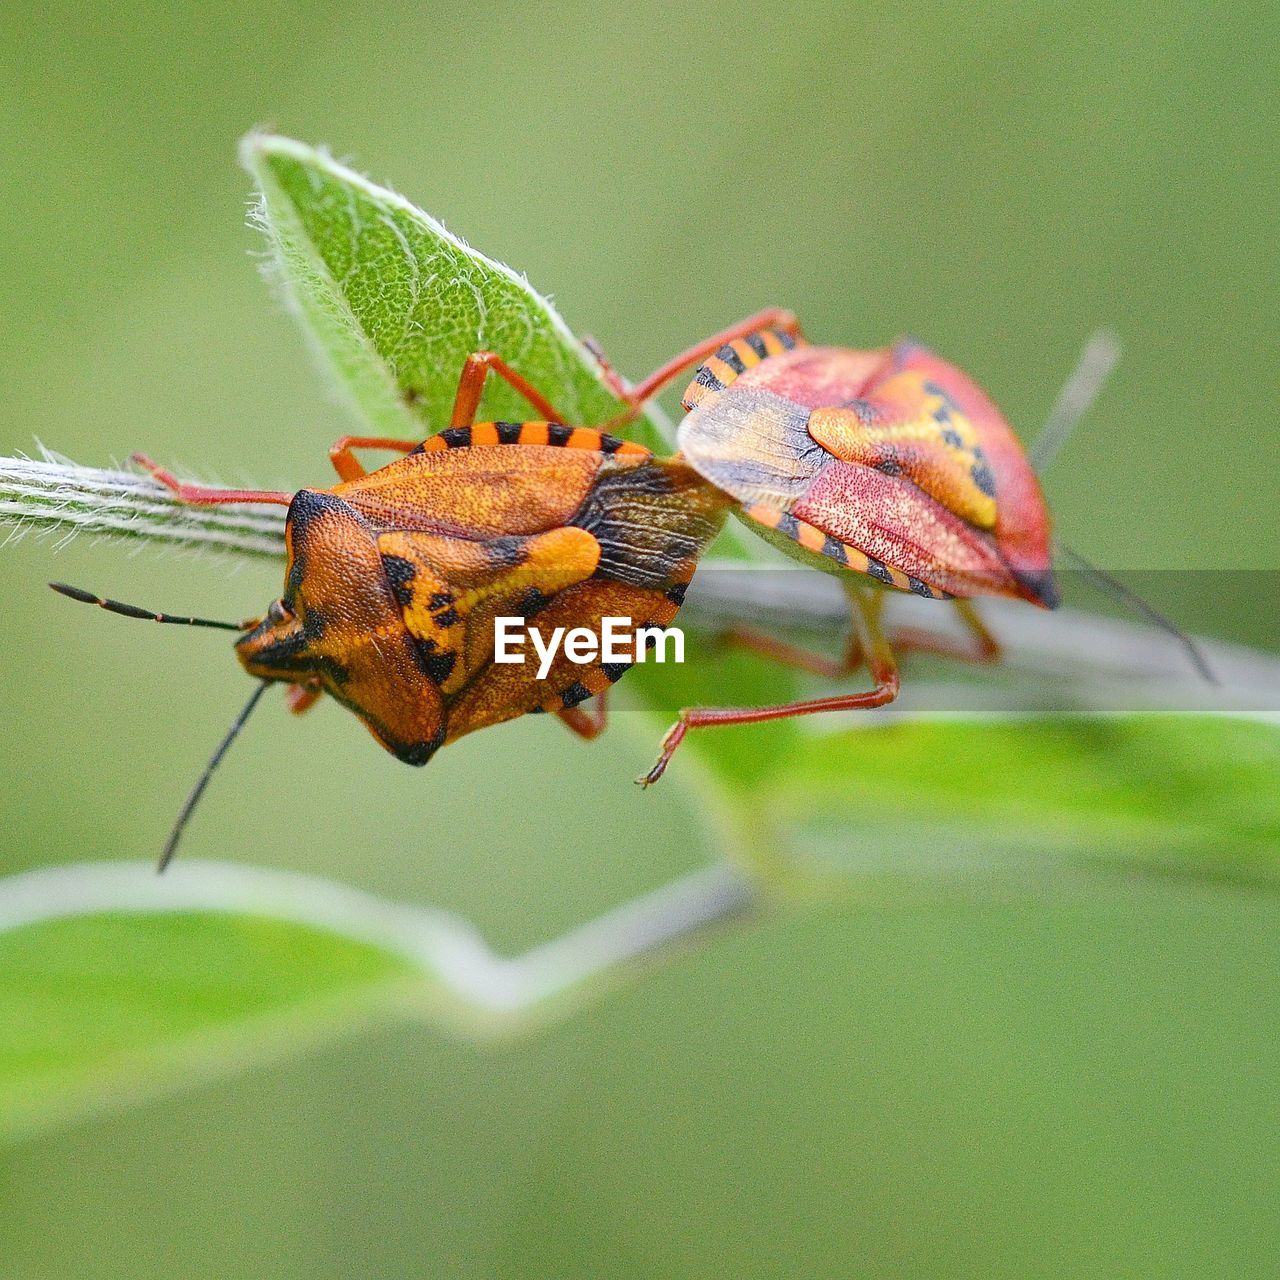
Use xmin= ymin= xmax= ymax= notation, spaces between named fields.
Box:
xmin=50 ymin=486 xmax=450 ymax=872
xmin=234 ymin=488 xmax=446 ymax=766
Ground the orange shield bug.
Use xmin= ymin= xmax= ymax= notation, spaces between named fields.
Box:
xmin=54 ymin=344 xmax=747 ymax=867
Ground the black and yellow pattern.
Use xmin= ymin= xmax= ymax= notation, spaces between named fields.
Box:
xmin=680 ymin=327 xmax=805 ymax=413
xmin=415 ymin=422 xmax=649 ymax=456
xmin=741 ymin=502 xmax=948 ymax=599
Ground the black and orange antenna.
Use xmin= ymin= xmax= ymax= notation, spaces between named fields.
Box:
xmin=157 ymin=681 xmax=270 ymax=872
xmin=50 ymin=580 xmax=271 ymax=870
xmin=49 ymin=582 xmax=244 ymax=631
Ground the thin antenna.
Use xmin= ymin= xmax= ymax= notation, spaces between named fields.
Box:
xmin=1030 ymin=329 xmax=1123 ymax=472
xmin=1056 ymin=542 xmax=1217 ymax=685
xmin=50 ymin=582 xmax=242 ymax=632
xmin=158 ymin=681 xmax=270 ymax=873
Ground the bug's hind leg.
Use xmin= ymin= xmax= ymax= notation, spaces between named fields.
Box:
xmin=640 ymin=586 xmax=897 ymax=786
xmin=558 ymin=691 xmax=609 ymax=741
xmin=131 ymin=454 xmax=292 ymax=507
xmin=623 ymin=308 xmax=802 ymax=408
xmin=594 ymin=308 xmax=803 ymax=427
xmin=889 ymin=599 xmax=1003 ymax=665
xmin=717 ymin=621 xmax=866 ymax=680
xmin=580 ymin=335 xmax=629 ymax=403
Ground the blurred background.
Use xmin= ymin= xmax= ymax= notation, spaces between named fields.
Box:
xmin=0 ymin=1 xmax=1277 ymax=1276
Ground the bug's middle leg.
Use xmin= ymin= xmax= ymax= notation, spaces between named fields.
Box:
xmin=728 ymin=596 xmax=1002 ymax=674
xmin=558 ymin=691 xmax=609 ymax=741
xmin=640 ymin=585 xmax=897 ymax=786
xmin=717 ymin=622 xmax=866 ymax=680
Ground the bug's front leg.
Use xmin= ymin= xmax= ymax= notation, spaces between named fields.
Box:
xmin=131 ymin=455 xmax=292 ymax=507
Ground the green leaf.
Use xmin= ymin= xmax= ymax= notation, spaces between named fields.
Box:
xmin=763 ymin=714 xmax=1280 ymax=897
xmin=0 ymin=909 xmax=415 ymax=1143
xmin=240 ymin=133 xmax=666 ymax=448
xmin=0 ymin=861 xmax=753 ymax=1145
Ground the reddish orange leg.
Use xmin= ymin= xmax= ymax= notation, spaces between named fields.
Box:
xmin=640 ymin=586 xmax=897 ymax=787
xmin=890 ymin=599 xmax=1003 ymax=665
xmin=131 ymin=454 xmax=292 ymax=507
xmin=328 ymin=436 xmax=420 ymax=482
xmin=601 ymin=308 xmax=802 ymax=430
xmin=285 ymin=683 xmax=322 ymax=715
xmin=450 ymin=351 xmax=568 ymax=428
xmin=558 ymin=691 xmax=609 ymax=741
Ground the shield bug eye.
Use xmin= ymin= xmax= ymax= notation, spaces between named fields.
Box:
xmin=266 ymin=599 xmax=293 ymax=625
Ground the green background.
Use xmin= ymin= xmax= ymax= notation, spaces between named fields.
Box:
xmin=1 ymin=1 xmax=1276 ymax=1276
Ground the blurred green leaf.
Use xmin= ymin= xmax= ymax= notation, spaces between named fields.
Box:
xmin=765 ymin=714 xmax=1280 ymax=896
xmin=0 ymin=861 xmax=752 ymax=1144
xmin=0 ymin=908 xmax=418 ymax=1144
xmin=240 ymin=132 xmax=666 ymax=447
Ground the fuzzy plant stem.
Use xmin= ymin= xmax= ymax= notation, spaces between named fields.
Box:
xmin=0 ymin=452 xmax=286 ymax=559
xmin=1 ymin=452 xmax=1270 ymax=698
